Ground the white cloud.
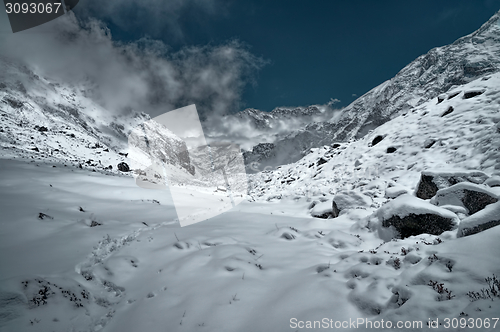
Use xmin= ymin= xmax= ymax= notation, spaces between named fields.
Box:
xmin=0 ymin=12 xmax=267 ymax=120
xmin=76 ymin=0 xmax=226 ymax=42
xmin=327 ymin=98 xmax=341 ymax=106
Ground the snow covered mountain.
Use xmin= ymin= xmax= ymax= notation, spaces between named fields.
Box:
xmin=249 ymin=72 xmax=500 ymax=201
xmin=2 ymin=10 xmax=500 ymax=332
xmin=247 ymin=9 xmax=500 ymax=169
xmin=0 ymin=57 xmax=151 ymax=173
xmin=231 ymin=105 xmax=327 ymax=131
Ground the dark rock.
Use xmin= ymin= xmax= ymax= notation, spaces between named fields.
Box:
xmin=415 ymin=170 xmax=489 ymax=199
xmin=281 ymin=232 xmax=295 ymax=240
xmin=117 ymin=162 xmax=130 ymax=172
xmin=459 ymin=219 xmax=500 ymax=237
xmin=332 ymin=200 xmax=340 ymax=218
xmin=437 ymin=95 xmax=445 ymax=104
xmin=448 ymin=92 xmax=460 ymax=100
xmin=441 ymin=106 xmax=454 ymax=117
xmin=317 ymin=157 xmax=328 ymax=166
xmin=308 ymin=200 xmax=318 ymax=209
xmin=424 ymin=139 xmax=436 ymax=149
xmin=458 ymin=202 xmax=500 ymax=237
xmin=4 ymin=97 xmax=23 ymax=108
xmin=118 ymin=152 xmax=128 ymax=157
xmin=31 ymin=147 xmax=39 ymax=152
xmin=374 ymin=196 xmax=458 ymax=240
xmin=386 ymin=147 xmax=397 ymax=153
xmin=384 ymin=213 xmax=455 ymax=239
xmin=371 ymin=135 xmax=384 ymax=146
xmin=462 ymin=190 xmax=498 ymax=214
xmin=90 ymin=221 xmax=101 ymax=227
xmin=332 ymin=143 xmax=341 ymax=149
xmin=312 ymin=211 xmax=334 ymax=219
xmin=382 ymin=214 xmax=455 ymax=239
xmin=34 ymin=125 xmax=48 ymax=132
xmin=463 ymin=90 xmax=484 ymax=99
xmin=432 ymin=183 xmax=498 ymax=215
xmin=38 ymin=213 xmax=53 ymax=220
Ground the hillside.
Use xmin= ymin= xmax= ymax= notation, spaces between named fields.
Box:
xmin=247 ymin=9 xmax=500 ymax=168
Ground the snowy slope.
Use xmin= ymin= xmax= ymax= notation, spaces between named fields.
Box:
xmin=248 ymin=9 xmax=500 ymax=168
xmin=249 ymin=72 xmax=500 ymax=202
xmin=1 ymin=146 xmax=500 ymax=332
xmin=0 ymin=57 xmax=150 ymax=172
xmin=1 ymin=11 xmax=500 ymax=332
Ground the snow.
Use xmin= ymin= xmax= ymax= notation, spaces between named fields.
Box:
xmin=457 ymin=202 xmax=500 ymax=237
xmin=370 ymin=195 xmax=460 ymax=241
xmin=376 ymin=195 xmax=460 ymax=222
xmin=431 ymin=182 xmax=499 ymax=211
xmin=2 ymin=11 xmax=500 ymax=331
xmin=485 ymin=176 xmax=500 ymax=187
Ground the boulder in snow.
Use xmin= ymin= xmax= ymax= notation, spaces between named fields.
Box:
xmin=331 ymin=190 xmax=372 ymax=218
xmin=371 ymin=135 xmax=384 ymax=146
xmin=117 ymin=162 xmax=130 ymax=172
xmin=457 ymin=202 xmax=500 ymax=237
xmin=415 ymin=170 xmax=489 ymax=199
xmin=311 ymin=201 xmax=334 ymax=219
xmin=385 ymin=185 xmax=409 ymax=199
xmin=372 ymin=195 xmax=459 ymax=241
xmin=431 ymin=182 xmax=498 ymax=215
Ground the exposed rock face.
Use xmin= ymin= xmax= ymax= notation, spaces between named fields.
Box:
xmin=458 ymin=202 xmax=500 ymax=237
xmin=243 ymin=143 xmax=275 ymax=164
xmin=373 ymin=195 xmax=459 ymax=241
xmin=382 ymin=213 xmax=456 ymax=239
xmin=432 ymin=182 xmax=499 ymax=215
xmin=415 ymin=170 xmax=489 ymax=199
xmin=128 ymin=120 xmax=195 ymax=176
xmin=331 ymin=201 xmax=340 ymax=218
xmin=243 ymin=10 xmax=500 ymax=168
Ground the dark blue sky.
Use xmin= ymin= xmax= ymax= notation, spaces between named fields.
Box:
xmin=74 ymin=0 xmax=500 ymax=112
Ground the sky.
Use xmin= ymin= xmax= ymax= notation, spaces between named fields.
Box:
xmin=74 ymin=0 xmax=500 ymax=110
xmin=1 ymin=0 xmax=500 ymax=117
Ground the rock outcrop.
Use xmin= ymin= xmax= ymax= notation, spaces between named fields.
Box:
xmin=431 ymin=182 xmax=498 ymax=215
xmin=415 ymin=170 xmax=489 ymax=199
xmin=372 ymin=195 xmax=459 ymax=241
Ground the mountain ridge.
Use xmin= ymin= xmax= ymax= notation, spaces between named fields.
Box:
xmin=245 ymin=9 xmax=500 ymax=169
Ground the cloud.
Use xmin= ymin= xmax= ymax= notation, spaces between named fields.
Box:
xmin=0 ymin=11 xmax=267 ymax=120
xmin=76 ymin=0 xmax=227 ymax=42
xmin=327 ymin=98 xmax=341 ymax=106
xmin=205 ymin=104 xmax=342 ymax=150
